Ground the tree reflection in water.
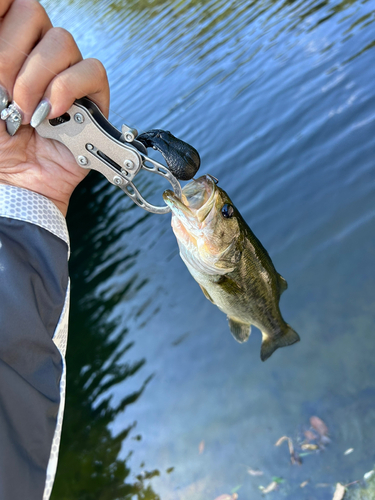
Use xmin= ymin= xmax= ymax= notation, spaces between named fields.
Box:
xmin=51 ymin=172 xmax=160 ymax=500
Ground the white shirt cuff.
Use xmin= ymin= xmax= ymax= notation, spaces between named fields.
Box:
xmin=0 ymin=184 xmax=69 ymax=251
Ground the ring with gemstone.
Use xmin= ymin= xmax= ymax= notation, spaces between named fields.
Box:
xmin=1 ymin=103 xmax=22 ymax=136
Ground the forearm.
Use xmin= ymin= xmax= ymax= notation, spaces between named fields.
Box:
xmin=0 ymin=184 xmax=70 ymax=500
xmin=0 ymin=1 xmax=110 ymax=496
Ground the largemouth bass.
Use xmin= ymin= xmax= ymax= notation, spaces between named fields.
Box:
xmin=163 ymin=175 xmax=300 ymax=361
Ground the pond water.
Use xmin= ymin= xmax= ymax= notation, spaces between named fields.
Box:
xmin=42 ymin=0 xmax=375 ymax=498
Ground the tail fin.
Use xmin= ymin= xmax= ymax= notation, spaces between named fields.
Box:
xmin=260 ymin=324 xmax=300 ymax=362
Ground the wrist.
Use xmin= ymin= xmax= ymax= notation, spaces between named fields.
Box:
xmin=0 ymin=177 xmax=69 ymax=217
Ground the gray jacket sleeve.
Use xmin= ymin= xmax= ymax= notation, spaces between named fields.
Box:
xmin=0 ymin=185 xmax=70 ymax=500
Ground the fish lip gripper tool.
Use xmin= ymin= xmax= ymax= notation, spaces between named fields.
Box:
xmin=36 ymin=96 xmax=182 ymax=214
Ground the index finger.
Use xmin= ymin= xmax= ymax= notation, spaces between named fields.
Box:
xmin=45 ymin=58 xmax=110 ymax=119
xmin=0 ymin=0 xmax=13 ymax=18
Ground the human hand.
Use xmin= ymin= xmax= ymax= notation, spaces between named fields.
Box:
xmin=0 ymin=0 xmax=110 ymax=216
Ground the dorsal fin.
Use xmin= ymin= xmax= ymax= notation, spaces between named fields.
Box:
xmin=228 ymin=317 xmax=251 ymax=343
xmin=277 ymin=273 xmax=288 ymax=295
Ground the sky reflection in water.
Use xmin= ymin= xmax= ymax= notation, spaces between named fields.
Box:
xmin=41 ymin=0 xmax=375 ymax=498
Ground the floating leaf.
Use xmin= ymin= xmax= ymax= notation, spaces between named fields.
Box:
xmin=364 ymin=470 xmax=375 ymax=480
xmin=275 ymin=436 xmax=294 ymax=455
xmin=288 ymin=439 xmax=294 ymax=456
xmin=213 ymin=494 xmax=238 ymax=500
xmin=247 ymin=468 xmax=264 ymax=476
xmin=304 ymin=430 xmax=317 ymax=441
xmin=259 ymin=481 xmax=278 ymax=494
xmin=231 ymin=485 xmax=242 ymax=494
xmin=310 ymin=416 xmax=329 ymax=437
xmin=301 ymin=443 xmax=319 ymax=451
xmin=275 ymin=436 xmax=289 ymax=447
xmin=275 ymin=435 xmax=300 ymax=465
xmin=272 ymin=477 xmax=285 ymax=484
xmin=333 ymin=482 xmax=346 ymax=500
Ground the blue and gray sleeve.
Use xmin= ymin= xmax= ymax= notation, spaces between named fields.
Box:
xmin=0 ymin=185 xmax=70 ymax=500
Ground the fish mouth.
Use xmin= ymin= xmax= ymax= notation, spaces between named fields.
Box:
xmin=164 ymin=175 xmax=235 ymax=275
xmin=163 ymin=174 xmax=217 ymax=225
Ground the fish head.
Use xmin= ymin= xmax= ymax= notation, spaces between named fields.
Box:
xmin=163 ymin=175 xmax=244 ymax=275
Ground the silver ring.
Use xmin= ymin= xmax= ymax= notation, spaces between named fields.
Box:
xmin=1 ymin=103 xmax=22 ymax=136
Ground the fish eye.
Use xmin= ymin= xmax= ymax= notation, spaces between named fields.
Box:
xmin=221 ymin=204 xmax=234 ymax=218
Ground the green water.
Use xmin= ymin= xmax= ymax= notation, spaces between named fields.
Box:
xmin=41 ymin=0 xmax=375 ymax=498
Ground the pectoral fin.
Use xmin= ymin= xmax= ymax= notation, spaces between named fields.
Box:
xmin=199 ymin=284 xmax=214 ymax=304
xmin=228 ymin=317 xmax=251 ymax=343
xmin=216 ymin=275 xmax=243 ymax=295
xmin=277 ymin=273 xmax=288 ymax=295
xmin=260 ymin=324 xmax=300 ymax=361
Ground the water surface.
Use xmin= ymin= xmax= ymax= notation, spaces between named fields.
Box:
xmin=41 ymin=0 xmax=375 ymax=498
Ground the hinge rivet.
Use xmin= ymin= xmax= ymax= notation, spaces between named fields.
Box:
xmin=124 ymin=160 xmax=135 ymax=170
xmin=74 ymin=113 xmax=84 ymax=123
xmin=78 ymin=155 xmax=88 ymax=165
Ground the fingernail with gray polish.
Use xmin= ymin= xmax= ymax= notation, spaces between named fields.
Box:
xmin=0 ymin=86 xmax=9 ymax=113
xmin=30 ymin=99 xmax=51 ymax=128
xmin=3 ymin=102 xmax=22 ymax=136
